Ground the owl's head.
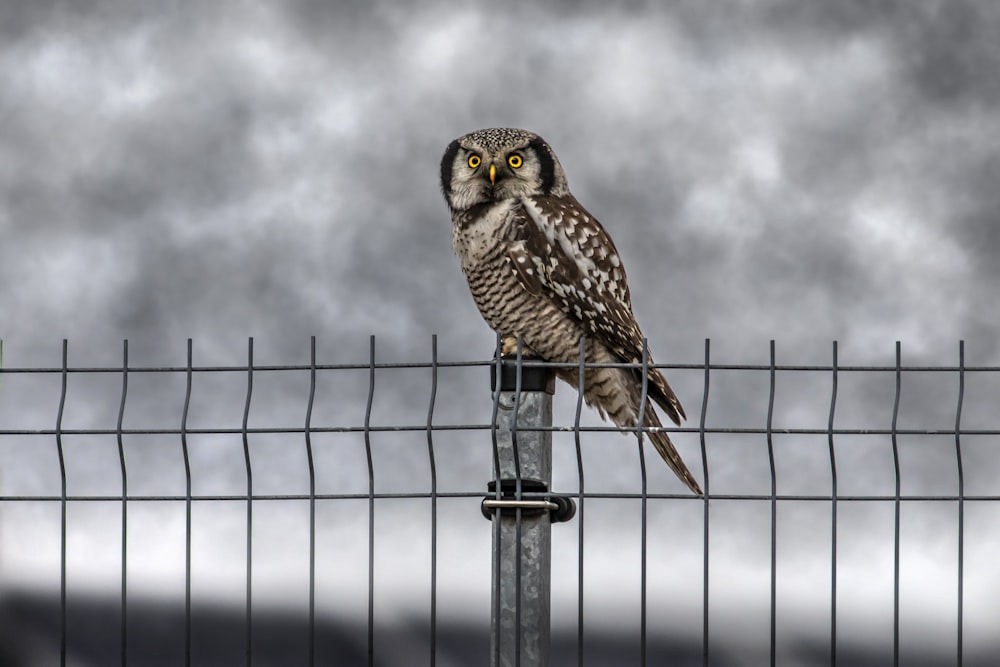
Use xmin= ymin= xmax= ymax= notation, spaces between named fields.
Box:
xmin=440 ymin=128 xmax=570 ymax=211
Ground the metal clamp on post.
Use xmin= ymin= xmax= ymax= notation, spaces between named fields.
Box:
xmin=481 ymin=479 xmax=576 ymax=523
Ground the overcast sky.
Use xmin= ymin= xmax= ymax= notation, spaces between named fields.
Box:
xmin=1 ymin=0 xmax=999 ymax=662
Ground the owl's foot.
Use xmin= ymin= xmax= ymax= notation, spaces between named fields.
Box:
xmin=500 ymin=336 xmax=540 ymax=358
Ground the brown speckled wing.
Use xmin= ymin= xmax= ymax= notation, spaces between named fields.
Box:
xmin=505 ymin=194 xmax=647 ymax=364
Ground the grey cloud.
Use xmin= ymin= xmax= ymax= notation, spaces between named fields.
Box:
xmin=890 ymin=1 xmax=1000 ymax=106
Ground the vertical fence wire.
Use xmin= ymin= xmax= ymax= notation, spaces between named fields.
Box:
xmin=573 ymin=337 xmax=587 ymax=667
xmin=304 ymin=336 xmax=317 ymax=667
xmin=56 ymin=340 xmax=68 ymax=667
xmin=115 ymin=340 xmax=129 ymax=667
xmin=955 ymin=340 xmax=966 ymax=666
xmin=891 ymin=341 xmax=902 ymax=667
xmin=489 ymin=335 xmax=504 ymax=667
xmin=512 ymin=338 xmax=526 ymax=667
xmin=699 ymin=339 xmax=711 ymax=667
xmin=364 ymin=336 xmax=376 ymax=667
xmin=181 ymin=340 xmax=194 ymax=666
xmin=635 ymin=340 xmax=651 ymax=667
xmin=426 ymin=335 xmax=439 ymax=666
xmin=767 ymin=340 xmax=777 ymax=667
xmin=241 ymin=338 xmax=255 ymax=666
xmin=827 ymin=341 xmax=839 ymax=667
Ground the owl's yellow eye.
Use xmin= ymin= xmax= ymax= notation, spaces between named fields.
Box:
xmin=468 ymin=155 xmax=481 ymax=168
xmin=508 ymin=154 xmax=523 ymax=168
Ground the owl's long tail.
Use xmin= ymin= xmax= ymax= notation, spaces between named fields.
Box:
xmin=560 ymin=362 xmax=703 ymax=496
xmin=642 ymin=405 xmax=703 ymax=496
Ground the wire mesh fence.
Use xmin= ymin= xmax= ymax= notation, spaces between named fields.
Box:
xmin=0 ymin=336 xmax=998 ymax=666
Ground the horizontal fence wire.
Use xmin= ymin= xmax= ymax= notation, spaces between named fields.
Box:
xmin=0 ymin=337 xmax=994 ymax=667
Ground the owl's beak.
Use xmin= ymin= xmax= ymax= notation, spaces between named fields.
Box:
xmin=488 ymin=163 xmax=497 ymax=184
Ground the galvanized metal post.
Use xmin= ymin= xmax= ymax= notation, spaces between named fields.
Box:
xmin=487 ymin=360 xmax=555 ymax=667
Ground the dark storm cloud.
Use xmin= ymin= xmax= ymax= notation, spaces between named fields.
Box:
xmin=2 ymin=0 xmax=996 ymax=477
xmin=889 ymin=1 xmax=1000 ymax=105
xmin=0 ymin=0 xmax=148 ymax=44
xmin=0 ymin=1 xmax=401 ymax=361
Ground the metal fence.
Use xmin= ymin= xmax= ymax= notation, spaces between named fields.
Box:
xmin=0 ymin=337 xmax=997 ymax=666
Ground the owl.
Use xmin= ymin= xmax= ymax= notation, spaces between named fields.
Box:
xmin=440 ymin=128 xmax=702 ymax=495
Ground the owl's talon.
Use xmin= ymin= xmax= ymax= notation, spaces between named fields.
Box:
xmin=500 ymin=336 xmax=519 ymax=357
xmin=500 ymin=336 xmax=539 ymax=358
